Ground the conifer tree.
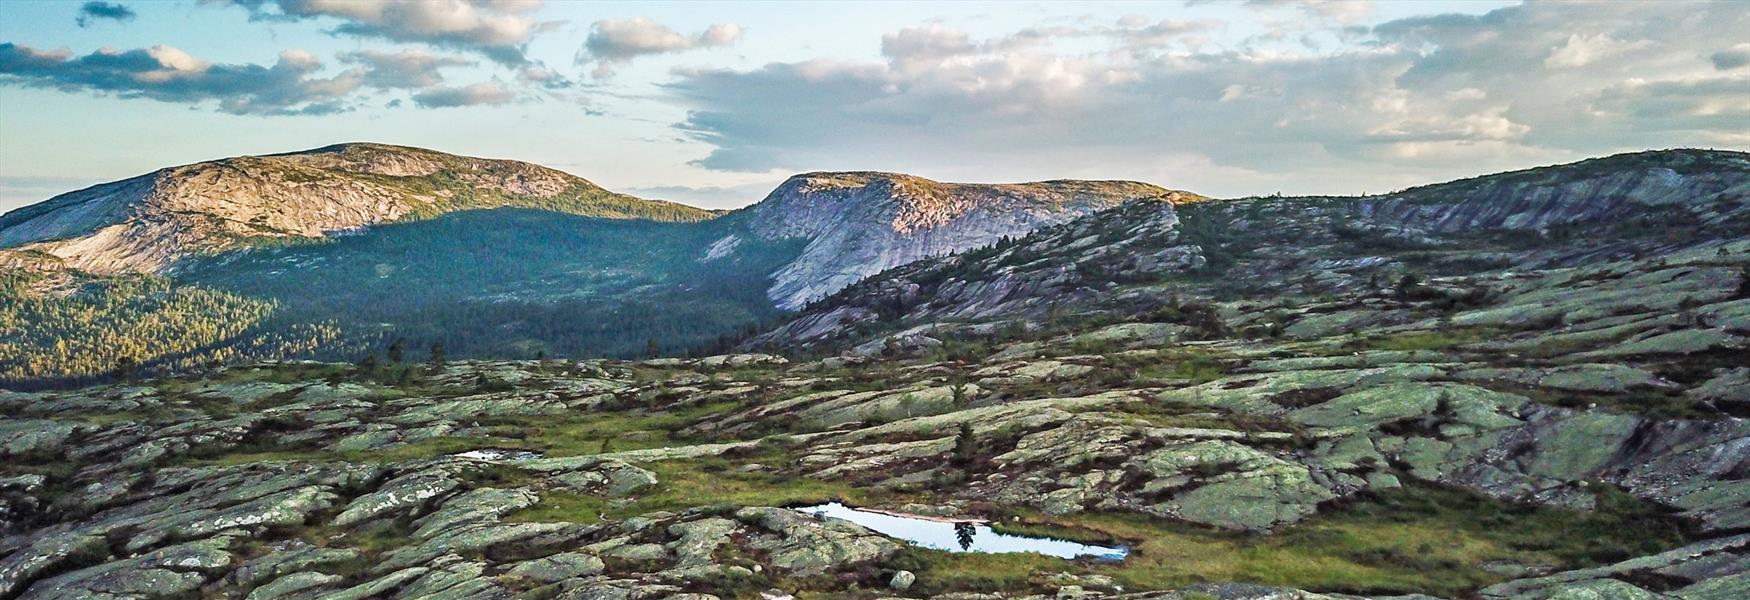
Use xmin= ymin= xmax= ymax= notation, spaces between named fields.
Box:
xmin=427 ymin=341 xmax=446 ymax=374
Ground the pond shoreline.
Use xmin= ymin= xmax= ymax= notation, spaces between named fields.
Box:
xmin=791 ymin=501 xmax=1130 ymax=560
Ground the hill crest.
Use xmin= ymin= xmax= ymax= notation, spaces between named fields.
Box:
xmin=0 ymin=143 xmax=714 ymax=274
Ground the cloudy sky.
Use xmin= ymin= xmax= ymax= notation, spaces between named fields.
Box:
xmin=1 ymin=0 xmax=1746 ymax=212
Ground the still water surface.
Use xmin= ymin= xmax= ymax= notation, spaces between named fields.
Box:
xmin=793 ymin=502 xmax=1128 ymax=560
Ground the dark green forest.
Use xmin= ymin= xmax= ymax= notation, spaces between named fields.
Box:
xmin=2 ymin=209 xmax=801 ymax=388
xmin=0 ymin=271 xmax=353 ymax=387
xmin=187 ymin=209 xmax=802 ymax=360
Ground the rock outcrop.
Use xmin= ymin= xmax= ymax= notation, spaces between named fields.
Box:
xmin=709 ymin=172 xmax=1199 ymax=310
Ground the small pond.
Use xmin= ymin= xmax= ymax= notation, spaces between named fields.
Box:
xmin=792 ymin=502 xmax=1128 ymax=560
xmin=452 ymin=449 xmax=545 ymax=461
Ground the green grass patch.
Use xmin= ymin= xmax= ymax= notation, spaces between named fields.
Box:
xmin=893 ymin=481 xmax=1693 ymax=598
xmin=1348 ymin=328 xmax=1494 ymax=352
xmin=506 ymin=491 xmax=613 ymax=524
xmin=480 ymin=400 xmax=740 ymax=457
xmin=511 ymin=449 xmax=922 ymax=524
xmin=181 ymin=434 xmax=526 ymax=467
xmin=1112 ymin=347 xmax=1233 ymax=384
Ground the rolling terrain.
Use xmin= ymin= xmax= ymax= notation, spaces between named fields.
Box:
xmin=1 ymin=145 xmax=1174 ymax=387
xmin=0 ymin=148 xmax=1745 ymax=599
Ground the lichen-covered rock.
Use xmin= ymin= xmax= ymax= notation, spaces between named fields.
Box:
xmin=379 ymin=521 xmax=588 ymax=572
xmin=552 ymin=460 xmax=660 ymax=498
xmin=0 ymin=474 xmax=46 ymax=535
xmin=974 ymin=360 xmax=1093 ymax=386
xmin=1073 ymin=322 xmax=1187 ymax=345
xmin=125 ymin=485 xmax=339 ymax=552
xmin=3 ymin=204 xmax=1750 ymax=600
xmin=1456 ymin=364 xmax=1677 ymax=394
xmin=1287 ymin=382 xmax=1442 ymax=428
xmin=0 ymin=533 xmax=111 ymax=598
xmin=1585 ymin=328 xmax=1746 ymax=358
xmin=21 ymin=535 xmax=235 ymax=600
xmin=1481 ymin=534 xmax=1750 ymax=600
xmin=505 ymin=552 xmax=605 ymax=583
xmin=668 ymin=517 xmax=738 ymax=567
xmin=734 ymin=507 xmax=901 ymax=575
xmin=332 ymin=463 xmax=466 ymax=527
xmin=0 ymin=419 xmax=83 ymax=459
xmin=229 ymin=542 xmax=359 ymax=587
xmin=245 ymin=571 xmax=341 ymax=600
xmin=1689 ymin=367 xmax=1750 ymax=407
xmin=388 ymin=554 xmax=510 ymax=599
xmin=410 ymin=487 xmax=539 ymax=539
xmin=1136 ymin=440 xmax=1338 ymax=530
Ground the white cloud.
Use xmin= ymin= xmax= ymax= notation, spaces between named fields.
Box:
xmin=579 ymin=18 xmax=743 ymax=78
xmin=1240 ymin=0 xmax=1374 ymax=23
xmin=0 ymin=42 xmax=364 ymax=115
xmin=411 ymin=80 xmax=515 ymax=108
xmin=227 ymin=0 xmax=545 ymax=64
xmin=1544 ymin=32 xmax=1650 ymax=69
xmin=338 ymin=49 xmax=474 ymax=88
xmin=665 ymin=1 xmax=1750 ymax=197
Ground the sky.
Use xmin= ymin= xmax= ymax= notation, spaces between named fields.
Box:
xmin=0 ymin=1 xmax=1746 ymax=213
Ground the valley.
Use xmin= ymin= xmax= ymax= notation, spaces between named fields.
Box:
xmin=0 ymin=145 xmax=1746 ymax=599
xmin=4 ymin=0 xmax=1745 ymax=598
xmin=1 ymin=234 xmax=1743 ymax=598
xmin=0 ymin=144 xmax=1184 ymax=388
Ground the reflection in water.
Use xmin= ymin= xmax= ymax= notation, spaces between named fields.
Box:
xmin=794 ymin=502 xmax=1128 ymax=560
xmin=954 ymin=521 xmax=975 ymax=550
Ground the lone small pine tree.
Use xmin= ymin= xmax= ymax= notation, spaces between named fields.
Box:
xmin=1396 ymin=272 xmax=1423 ymax=299
xmin=113 ymin=357 xmax=138 ymax=382
xmin=953 ymin=422 xmax=977 ymax=467
xmin=427 ymin=341 xmax=446 ymax=374
xmin=357 ymin=354 xmax=380 ymax=377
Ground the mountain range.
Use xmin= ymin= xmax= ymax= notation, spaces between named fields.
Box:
xmin=2 ymin=144 xmax=1747 ymax=389
xmin=757 ymin=149 xmax=1750 ymax=351
xmin=0 ymin=143 xmax=1191 ymax=386
xmin=2 ymin=144 xmax=1749 ymax=600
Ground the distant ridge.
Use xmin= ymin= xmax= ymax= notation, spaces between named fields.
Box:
xmin=0 ymin=143 xmax=713 ymax=274
xmin=715 ymin=170 xmax=1200 ymax=309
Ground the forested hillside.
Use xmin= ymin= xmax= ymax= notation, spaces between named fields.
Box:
xmin=184 ymin=208 xmax=804 ymax=364
xmin=0 ymin=271 xmax=351 ymax=388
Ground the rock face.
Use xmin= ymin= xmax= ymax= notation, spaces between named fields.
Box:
xmin=753 ymin=149 xmax=1750 ymax=351
xmin=711 ymin=172 xmax=1197 ymax=309
xmin=0 ymin=143 xmax=711 ymax=274
xmin=2 ymin=149 xmax=1749 ymax=599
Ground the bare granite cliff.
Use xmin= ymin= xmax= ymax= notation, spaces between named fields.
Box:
xmin=707 ymin=172 xmax=1201 ymax=310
